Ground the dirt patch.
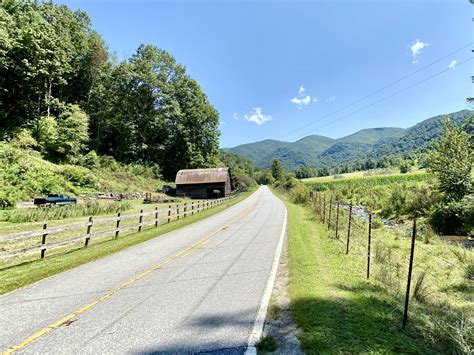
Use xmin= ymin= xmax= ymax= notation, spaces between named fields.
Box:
xmin=261 ymin=232 xmax=303 ymax=355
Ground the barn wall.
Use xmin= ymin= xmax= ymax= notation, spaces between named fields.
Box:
xmin=176 ymin=183 xmax=228 ymax=199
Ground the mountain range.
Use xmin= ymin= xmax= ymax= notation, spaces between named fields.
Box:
xmin=227 ymin=110 xmax=473 ymax=170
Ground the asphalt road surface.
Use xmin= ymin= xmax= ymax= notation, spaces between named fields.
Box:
xmin=0 ymin=186 xmax=287 ymax=354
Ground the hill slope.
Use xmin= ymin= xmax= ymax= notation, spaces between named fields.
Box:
xmin=228 ymin=110 xmax=473 ymax=169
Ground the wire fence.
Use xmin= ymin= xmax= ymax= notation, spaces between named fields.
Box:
xmin=307 ymin=190 xmax=473 ymax=352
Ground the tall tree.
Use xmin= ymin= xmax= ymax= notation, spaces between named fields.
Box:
xmin=427 ymin=119 xmax=473 ymax=201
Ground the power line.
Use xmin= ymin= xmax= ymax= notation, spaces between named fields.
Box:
xmin=295 ymin=56 xmax=474 ymax=135
xmin=281 ymin=42 xmax=474 ymax=141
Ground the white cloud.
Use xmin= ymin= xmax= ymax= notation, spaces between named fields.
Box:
xmin=448 ymin=60 xmax=457 ymax=69
xmin=290 ymin=85 xmax=318 ymax=109
xmin=290 ymin=95 xmax=311 ymax=106
xmin=233 ymin=112 xmax=239 ymax=120
xmin=244 ymin=107 xmax=272 ymax=125
xmin=326 ymin=96 xmax=336 ymax=102
xmin=410 ymin=39 xmax=428 ymax=64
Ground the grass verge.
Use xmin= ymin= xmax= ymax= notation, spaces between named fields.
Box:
xmin=275 ymin=190 xmax=445 ymax=354
xmin=0 ymin=190 xmax=254 ymax=295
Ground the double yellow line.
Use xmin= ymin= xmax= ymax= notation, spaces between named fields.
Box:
xmin=4 ymin=201 xmax=255 ymax=354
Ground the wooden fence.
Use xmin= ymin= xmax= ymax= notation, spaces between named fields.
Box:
xmin=0 ymin=196 xmax=234 ymax=265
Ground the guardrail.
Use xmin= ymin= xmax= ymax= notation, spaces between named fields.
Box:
xmin=0 ymin=196 xmax=235 ymax=264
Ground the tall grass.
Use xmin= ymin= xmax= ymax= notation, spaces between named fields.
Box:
xmin=3 ymin=201 xmax=132 ymax=223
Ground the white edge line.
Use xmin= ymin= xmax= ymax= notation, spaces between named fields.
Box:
xmin=245 ymin=193 xmax=288 ymax=355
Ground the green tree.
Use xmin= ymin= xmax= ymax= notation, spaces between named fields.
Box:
xmin=55 ymin=104 xmax=89 ymax=162
xmin=399 ymin=160 xmax=412 ymax=174
xmin=271 ymin=159 xmax=283 ymax=181
xmin=427 ymin=119 xmax=473 ymax=201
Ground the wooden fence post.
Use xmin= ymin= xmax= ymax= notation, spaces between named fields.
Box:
xmin=367 ymin=213 xmax=372 ymax=279
xmin=184 ymin=202 xmax=187 ymax=218
xmin=335 ymin=201 xmax=340 ymax=239
xmin=138 ymin=209 xmax=143 ymax=232
xmin=115 ymin=212 xmax=121 ymax=238
xmin=155 ymin=207 xmax=159 ymax=227
xmin=402 ymin=218 xmax=417 ymax=329
xmin=177 ymin=204 xmax=180 ymax=220
xmin=168 ymin=205 xmax=171 ymax=223
xmin=40 ymin=223 xmax=48 ymax=259
xmin=346 ymin=202 xmax=352 ymax=255
xmin=85 ymin=216 xmax=93 ymax=247
xmin=328 ymin=195 xmax=333 ymax=230
xmin=191 ymin=201 xmax=194 ymax=215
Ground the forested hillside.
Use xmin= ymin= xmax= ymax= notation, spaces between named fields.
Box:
xmin=229 ymin=110 xmax=473 ymax=170
xmin=0 ymin=0 xmax=220 ymax=181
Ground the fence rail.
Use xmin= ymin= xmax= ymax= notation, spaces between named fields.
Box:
xmin=0 ymin=196 xmax=235 ymax=264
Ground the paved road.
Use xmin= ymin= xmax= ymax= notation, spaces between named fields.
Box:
xmin=0 ymin=186 xmax=286 ymax=354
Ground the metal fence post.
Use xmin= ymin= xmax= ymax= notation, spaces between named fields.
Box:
xmin=155 ymin=207 xmax=159 ymax=227
xmin=115 ymin=212 xmax=121 ymax=238
xmin=323 ymin=195 xmax=326 ymax=224
xmin=367 ymin=213 xmax=372 ymax=279
xmin=138 ymin=209 xmax=143 ymax=232
xmin=40 ymin=223 xmax=48 ymax=259
xmin=85 ymin=216 xmax=93 ymax=247
xmin=346 ymin=202 xmax=352 ymax=254
xmin=402 ymin=218 xmax=417 ymax=329
xmin=328 ymin=195 xmax=333 ymax=230
xmin=335 ymin=201 xmax=340 ymax=239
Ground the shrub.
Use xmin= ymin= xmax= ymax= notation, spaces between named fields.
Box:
xmin=99 ymin=155 xmax=120 ymax=171
xmin=61 ymin=165 xmax=98 ymax=189
xmin=79 ymin=150 xmax=100 ymax=169
xmin=234 ymin=175 xmax=257 ymax=192
xmin=430 ymin=195 xmax=474 ymax=235
xmin=10 ymin=129 xmax=37 ymax=150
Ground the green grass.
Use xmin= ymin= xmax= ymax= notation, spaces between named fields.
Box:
xmin=276 ymin=190 xmax=472 ymax=354
xmin=0 ymin=190 xmax=253 ymax=295
xmin=256 ymin=335 xmax=278 ymax=353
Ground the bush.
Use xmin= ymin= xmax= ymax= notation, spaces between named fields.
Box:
xmin=430 ymin=195 xmax=474 ymax=235
xmin=79 ymin=150 xmax=100 ymax=169
xmin=61 ymin=165 xmax=98 ymax=189
xmin=234 ymin=175 xmax=257 ymax=192
xmin=99 ymin=155 xmax=120 ymax=171
xmin=399 ymin=160 xmax=412 ymax=174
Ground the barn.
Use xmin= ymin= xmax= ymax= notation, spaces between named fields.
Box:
xmin=175 ymin=167 xmax=232 ymax=199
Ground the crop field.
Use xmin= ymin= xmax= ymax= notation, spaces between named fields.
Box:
xmin=302 ymin=168 xmax=427 ymax=183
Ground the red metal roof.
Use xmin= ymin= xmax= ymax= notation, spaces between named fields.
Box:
xmin=175 ymin=168 xmax=230 ymax=185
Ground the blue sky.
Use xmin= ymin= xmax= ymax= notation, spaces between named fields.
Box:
xmin=60 ymin=0 xmax=473 ymax=148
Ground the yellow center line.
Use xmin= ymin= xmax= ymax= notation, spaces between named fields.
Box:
xmin=4 ymin=200 xmax=256 ymax=354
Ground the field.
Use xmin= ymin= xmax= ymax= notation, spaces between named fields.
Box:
xmin=302 ymin=169 xmax=441 ymax=226
xmin=276 ymin=189 xmax=473 ymax=353
xmin=302 ymin=167 xmax=427 ymax=183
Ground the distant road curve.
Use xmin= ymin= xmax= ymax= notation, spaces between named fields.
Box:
xmin=1 ymin=186 xmax=287 ymax=354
